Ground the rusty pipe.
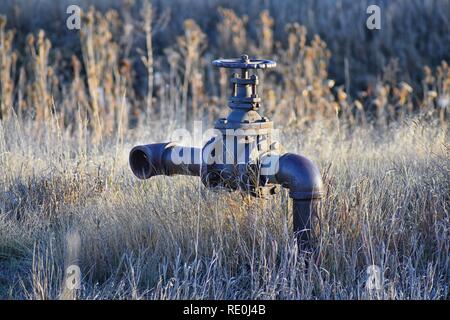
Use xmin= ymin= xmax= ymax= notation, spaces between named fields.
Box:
xmin=130 ymin=56 xmax=325 ymax=251
xmin=262 ymin=153 xmax=323 ymax=249
xmin=276 ymin=153 xmax=323 ymax=201
xmin=129 ymin=143 xmax=201 ymax=179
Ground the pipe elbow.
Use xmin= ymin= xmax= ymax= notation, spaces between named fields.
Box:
xmin=129 ymin=143 xmax=201 ymax=179
xmin=276 ymin=153 xmax=323 ymax=200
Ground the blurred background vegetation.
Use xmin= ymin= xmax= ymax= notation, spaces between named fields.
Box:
xmin=0 ymin=0 xmax=448 ymax=142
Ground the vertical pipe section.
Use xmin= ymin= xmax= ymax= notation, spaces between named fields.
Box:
xmin=292 ymin=199 xmax=321 ymax=251
xmin=262 ymin=152 xmax=323 ymax=250
xmin=278 ymin=153 xmax=322 ymax=250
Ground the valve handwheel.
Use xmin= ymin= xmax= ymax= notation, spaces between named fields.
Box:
xmin=212 ymin=54 xmax=276 ymax=70
xmin=211 ymin=54 xmax=276 ymax=111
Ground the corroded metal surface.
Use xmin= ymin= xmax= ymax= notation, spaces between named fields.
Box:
xmin=129 ymin=55 xmax=323 ymax=251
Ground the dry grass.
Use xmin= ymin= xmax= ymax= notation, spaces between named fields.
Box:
xmin=0 ymin=116 xmax=448 ymax=299
xmin=0 ymin=0 xmax=448 ymax=299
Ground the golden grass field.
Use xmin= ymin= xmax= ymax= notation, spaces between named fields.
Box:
xmin=0 ymin=0 xmax=448 ymax=299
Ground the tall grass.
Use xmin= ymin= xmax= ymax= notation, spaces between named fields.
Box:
xmin=0 ymin=0 xmax=448 ymax=136
xmin=0 ymin=116 xmax=448 ymax=299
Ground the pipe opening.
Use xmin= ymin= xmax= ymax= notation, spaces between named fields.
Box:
xmin=130 ymin=148 xmax=152 ymax=179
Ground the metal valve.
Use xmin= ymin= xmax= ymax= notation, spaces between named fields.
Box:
xmin=202 ymin=54 xmax=280 ymax=198
xmin=213 ymin=54 xmax=276 ymax=111
xmin=129 ymin=54 xmax=323 ymax=251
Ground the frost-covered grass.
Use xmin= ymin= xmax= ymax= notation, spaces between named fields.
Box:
xmin=0 ymin=117 xmax=448 ymax=299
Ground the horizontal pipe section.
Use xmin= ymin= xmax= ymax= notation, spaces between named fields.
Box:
xmin=129 ymin=142 xmax=201 ymax=180
xmin=131 ymin=146 xmax=323 ymax=250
